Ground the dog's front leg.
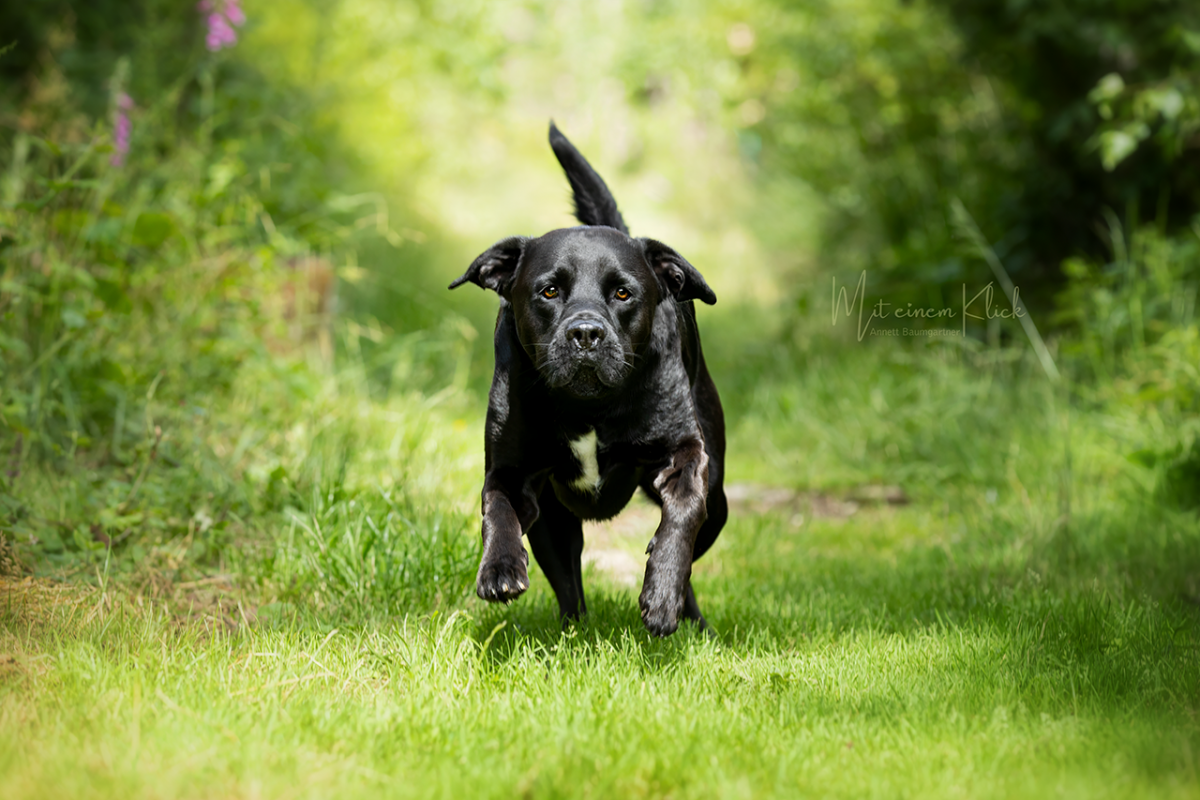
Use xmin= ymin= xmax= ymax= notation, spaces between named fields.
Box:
xmin=476 ymin=470 xmax=538 ymax=603
xmin=640 ymin=438 xmax=709 ymax=636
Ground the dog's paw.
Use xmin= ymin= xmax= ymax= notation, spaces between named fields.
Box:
xmin=638 ymin=582 xmax=684 ymax=637
xmin=639 ymin=539 xmax=690 ymax=636
xmin=476 ymin=550 xmax=529 ymax=603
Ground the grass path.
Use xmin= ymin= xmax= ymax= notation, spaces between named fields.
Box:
xmin=3 ymin=496 xmax=1198 ymax=799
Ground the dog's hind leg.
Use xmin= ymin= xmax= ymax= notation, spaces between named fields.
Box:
xmin=681 ymin=581 xmax=708 ymax=632
xmin=690 ymin=362 xmax=727 ymax=563
xmin=691 ymin=481 xmax=727 ymax=562
xmin=526 ymin=486 xmax=587 ymax=624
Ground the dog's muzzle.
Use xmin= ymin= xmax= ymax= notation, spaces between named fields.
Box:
xmin=540 ymin=314 xmax=628 ymax=393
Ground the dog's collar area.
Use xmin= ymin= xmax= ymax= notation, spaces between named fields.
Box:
xmin=568 ymin=428 xmax=602 ymax=494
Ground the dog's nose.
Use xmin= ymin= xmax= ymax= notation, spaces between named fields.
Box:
xmin=566 ymin=319 xmax=606 ymax=351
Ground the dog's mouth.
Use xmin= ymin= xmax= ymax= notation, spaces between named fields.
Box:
xmin=542 ymin=352 xmax=629 ymax=397
xmin=565 ymin=364 xmax=610 ymax=396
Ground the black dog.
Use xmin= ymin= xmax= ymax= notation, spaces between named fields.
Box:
xmin=449 ymin=124 xmax=727 ymax=636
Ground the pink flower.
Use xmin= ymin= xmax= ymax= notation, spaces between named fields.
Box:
xmin=206 ymin=13 xmax=235 ymax=51
xmin=201 ymin=0 xmax=246 ymax=52
xmin=225 ymin=0 xmax=246 ymax=26
xmin=111 ymin=93 xmax=133 ymax=167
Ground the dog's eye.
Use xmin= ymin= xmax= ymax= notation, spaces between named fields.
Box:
xmin=541 ymin=286 xmax=559 ymax=299
xmin=614 ymin=287 xmax=631 ymax=301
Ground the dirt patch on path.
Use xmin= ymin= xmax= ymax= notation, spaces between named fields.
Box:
xmin=582 ymin=482 xmax=909 ymax=587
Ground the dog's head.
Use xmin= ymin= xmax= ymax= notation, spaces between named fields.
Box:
xmin=450 ymin=124 xmax=716 ymax=400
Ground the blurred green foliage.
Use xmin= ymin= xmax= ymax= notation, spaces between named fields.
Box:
xmin=618 ymin=0 xmax=1200 ymax=302
xmin=934 ymin=0 xmax=1200 ymax=275
xmin=0 ymin=1 xmax=199 ymax=119
xmin=1 ymin=0 xmax=1198 ymax=584
xmin=0 ymin=0 xmax=473 ymax=577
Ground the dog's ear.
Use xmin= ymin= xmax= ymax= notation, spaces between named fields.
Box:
xmin=449 ymin=236 xmax=528 ymax=297
xmin=640 ymin=239 xmax=717 ymax=305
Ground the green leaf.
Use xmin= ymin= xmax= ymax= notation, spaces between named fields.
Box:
xmin=1098 ymin=127 xmax=1146 ymax=171
xmin=1088 ymin=73 xmax=1125 ymax=104
xmin=0 ymin=332 xmax=31 ymax=358
xmin=1127 ymin=449 xmax=1161 ymax=469
xmin=131 ymin=212 xmax=176 ymax=248
xmin=95 ymin=279 xmax=132 ymax=313
xmin=60 ymin=308 xmax=86 ymax=329
xmin=38 ymin=528 xmax=65 ymax=554
xmin=1182 ymin=29 xmax=1200 ymax=55
xmin=1148 ymin=88 xmax=1184 ymax=120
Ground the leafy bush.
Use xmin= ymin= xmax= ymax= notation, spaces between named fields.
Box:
xmin=0 ymin=0 xmax=199 ymax=118
xmin=1056 ymin=221 xmax=1200 ymax=507
xmin=0 ymin=6 xmax=471 ymax=593
xmin=935 ymin=0 xmax=1200 ymax=270
xmin=632 ymin=0 xmax=1200 ymax=305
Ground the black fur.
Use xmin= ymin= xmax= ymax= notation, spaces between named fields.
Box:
xmin=449 ymin=123 xmax=727 ymax=636
xmin=549 ymin=122 xmax=628 ymax=235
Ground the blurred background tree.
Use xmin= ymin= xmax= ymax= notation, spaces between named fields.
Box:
xmin=936 ymin=0 xmax=1200 ymax=270
xmin=650 ymin=0 xmax=1200 ymax=304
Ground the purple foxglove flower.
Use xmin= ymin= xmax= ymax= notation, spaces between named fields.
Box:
xmin=225 ymin=0 xmax=246 ymax=26
xmin=111 ymin=93 xmax=133 ymax=167
xmin=206 ymin=12 xmax=237 ymax=51
xmin=201 ymin=0 xmax=246 ymax=52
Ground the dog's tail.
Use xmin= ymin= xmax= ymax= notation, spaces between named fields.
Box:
xmin=549 ymin=122 xmax=628 ymax=235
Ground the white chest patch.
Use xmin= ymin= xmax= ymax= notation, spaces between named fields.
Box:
xmin=568 ymin=429 xmax=602 ymax=494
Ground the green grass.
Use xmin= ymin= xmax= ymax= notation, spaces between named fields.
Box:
xmin=3 ymin=508 xmax=1198 ymax=799
xmin=4 ymin=328 xmax=1200 ymax=799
